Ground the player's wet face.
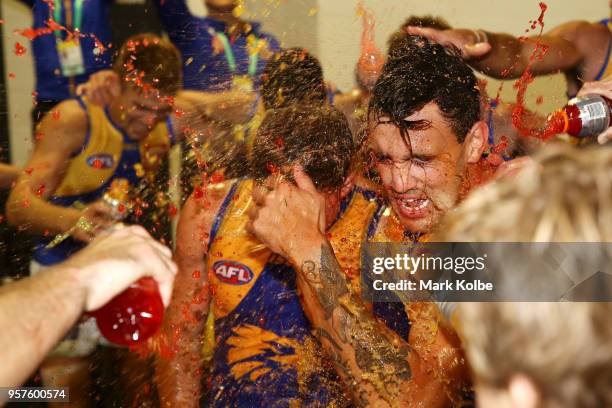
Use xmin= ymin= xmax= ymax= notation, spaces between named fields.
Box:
xmin=121 ymin=87 xmax=173 ymax=141
xmin=369 ymin=103 xmax=465 ymax=234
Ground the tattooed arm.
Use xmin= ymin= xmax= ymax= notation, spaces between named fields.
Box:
xmin=295 ymin=241 xmax=459 ymax=407
xmin=248 ymin=168 xmax=465 ymax=407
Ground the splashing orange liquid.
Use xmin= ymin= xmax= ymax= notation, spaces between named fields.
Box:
xmin=511 ymin=2 xmax=553 ymax=140
xmin=356 ymin=2 xmax=384 ymax=89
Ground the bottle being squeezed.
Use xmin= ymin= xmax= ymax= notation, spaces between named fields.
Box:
xmin=542 ymin=94 xmax=611 ymax=139
xmin=89 ymin=179 xmax=165 ymax=347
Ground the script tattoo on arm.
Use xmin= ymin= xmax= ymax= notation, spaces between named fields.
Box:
xmin=298 ymin=244 xmax=412 ymax=407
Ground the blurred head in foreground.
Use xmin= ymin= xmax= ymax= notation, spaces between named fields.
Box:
xmin=439 ymin=144 xmax=612 ymax=408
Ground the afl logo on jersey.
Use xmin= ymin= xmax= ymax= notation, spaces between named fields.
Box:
xmin=213 ymin=261 xmax=254 ymax=285
xmin=86 ymin=154 xmax=114 ymax=169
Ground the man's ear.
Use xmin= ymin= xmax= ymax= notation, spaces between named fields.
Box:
xmin=463 ymin=120 xmax=489 ymax=164
xmin=508 ymin=374 xmax=540 ymax=408
xmin=340 ymin=174 xmax=355 ymax=199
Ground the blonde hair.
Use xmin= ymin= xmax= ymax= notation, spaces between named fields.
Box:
xmin=438 ymin=143 xmax=612 ymax=407
xmin=460 ymin=302 xmax=612 ymax=408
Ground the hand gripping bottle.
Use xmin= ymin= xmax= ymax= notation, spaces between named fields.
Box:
xmin=89 ymin=179 xmax=165 ymax=346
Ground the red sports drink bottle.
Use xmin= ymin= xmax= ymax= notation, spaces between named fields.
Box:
xmin=89 ymin=179 xmax=165 ymax=346
xmin=90 ymin=277 xmax=164 ymax=346
xmin=544 ymin=94 xmax=611 ymax=139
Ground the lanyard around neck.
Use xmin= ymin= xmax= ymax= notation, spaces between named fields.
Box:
xmin=214 ymin=31 xmax=260 ymax=77
xmin=53 ymin=0 xmax=84 ymax=39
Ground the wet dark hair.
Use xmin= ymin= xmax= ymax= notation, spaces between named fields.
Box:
xmin=261 ymin=48 xmax=327 ymax=110
xmin=387 ymin=15 xmax=452 ymax=57
xmin=368 ymin=36 xmax=480 ymax=143
xmin=251 ymin=105 xmax=354 ymax=190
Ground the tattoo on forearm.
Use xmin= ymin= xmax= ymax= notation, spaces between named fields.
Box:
xmin=301 ymin=245 xmax=413 ymax=406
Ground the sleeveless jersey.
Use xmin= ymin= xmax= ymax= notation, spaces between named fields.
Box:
xmin=33 ymin=97 xmax=174 ymax=265
xmin=594 ymin=19 xmax=612 ymax=81
xmin=204 ymin=180 xmax=382 ymax=407
xmin=365 ymin=206 xmax=434 ymax=341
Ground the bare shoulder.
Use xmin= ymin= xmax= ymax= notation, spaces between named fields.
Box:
xmin=176 ymin=180 xmax=237 ymax=256
xmin=36 ymin=99 xmax=88 ymax=153
xmin=547 ymin=20 xmax=609 ymax=43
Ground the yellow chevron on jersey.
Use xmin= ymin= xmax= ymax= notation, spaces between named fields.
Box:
xmin=226 ymin=324 xmax=300 ymax=382
xmin=53 ymin=97 xmax=172 ymax=198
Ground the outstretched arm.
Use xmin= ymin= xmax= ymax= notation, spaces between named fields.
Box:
xmin=0 ymin=226 xmax=176 ymax=389
xmin=408 ymin=20 xmax=606 ymax=79
xmin=177 ymin=89 xmax=257 ymax=125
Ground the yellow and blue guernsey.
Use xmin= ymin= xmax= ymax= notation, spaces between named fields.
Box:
xmin=204 ymin=179 xmax=382 ymax=407
xmin=34 ymin=97 xmax=175 ymax=266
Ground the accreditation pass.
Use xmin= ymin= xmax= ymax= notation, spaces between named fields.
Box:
xmin=0 ymin=387 xmax=69 ymax=403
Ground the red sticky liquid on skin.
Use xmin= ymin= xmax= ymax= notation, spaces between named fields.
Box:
xmin=36 ymin=184 xmax=45 ymax=197
xmin=193 ymin=186 xmax=204 ymax=199
xmin=210 ymin=172 xmax=224 ymax=184
xmin=511 ymin=2 xmax=551 ymax=140
xmin=90 ymin=277 xmax=164 ymax=347
xmin=460 ymin=135 xmax=509 ymax=199
xmin=460 ymin=159 xmax=498 ymax=201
